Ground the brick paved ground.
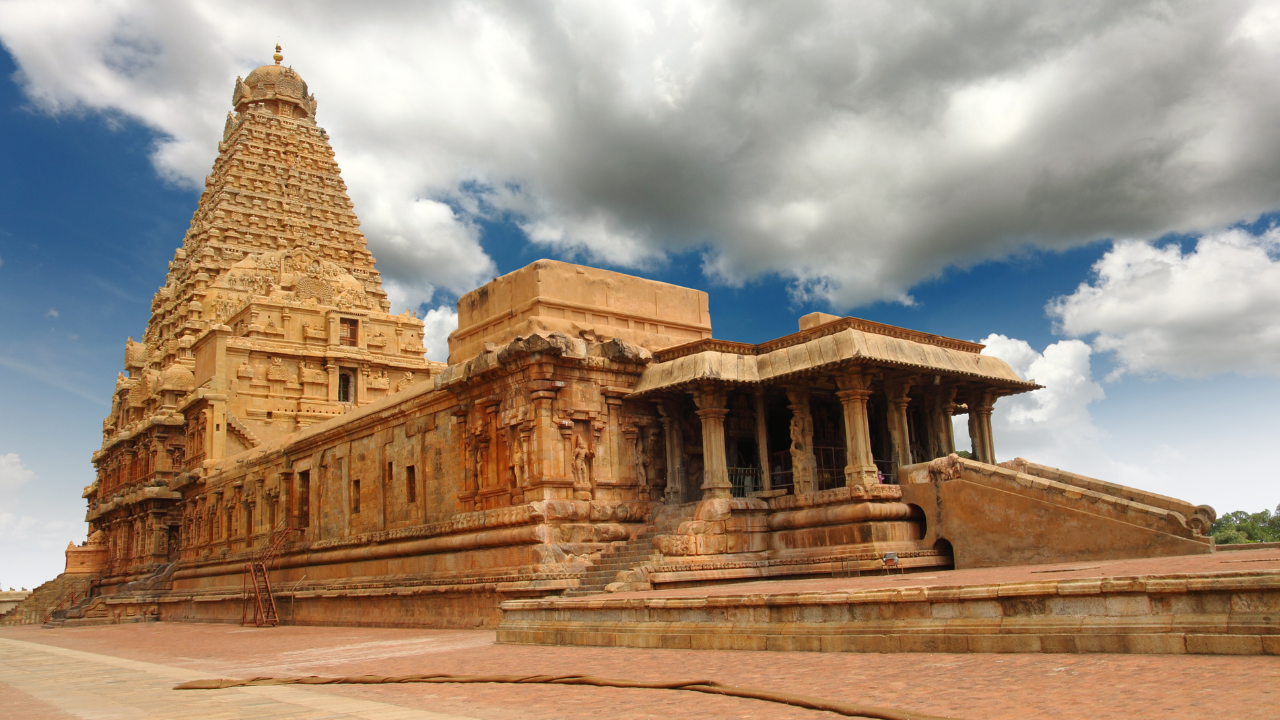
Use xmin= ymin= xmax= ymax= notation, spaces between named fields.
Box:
xmin=3 ymin=621 xmax=1279 ymax=719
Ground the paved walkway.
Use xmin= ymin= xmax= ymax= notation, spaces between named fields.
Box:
xmin=2 ymin=622 xmax=1279 ymax=719
xmin=0 ymin=634 xmax=478 ymax=720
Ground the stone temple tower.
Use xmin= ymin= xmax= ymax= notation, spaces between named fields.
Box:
xmin=86 ymin=47 xmax=441 ymax=572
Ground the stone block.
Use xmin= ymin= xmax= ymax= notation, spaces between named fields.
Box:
xmin=959 ymin=600 xmax=1003 ymax=619
xmin=1121 ymin=634 xmax=1187 ymax=654
xmin=1048 ymin=595 xmax=1106 ymax=617
xmin=1104 ymin=594 xmax=1152 ymax=617
xmin=1184 ymin=634 xmax=1264 ymax=655
xmin=1039 ymin=634 xmax=1079 ymax=653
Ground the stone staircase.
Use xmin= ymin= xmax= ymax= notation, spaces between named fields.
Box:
xmin=0 ymin=574 xmax=94 ymax=626
xmin=226 ymin=414 xmax=260 ymax=449
xmin=563 ymin=528 xmax=660 ymax=597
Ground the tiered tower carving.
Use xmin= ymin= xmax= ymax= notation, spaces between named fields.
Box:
xmin=87 ymin=47 xmax=440 ymax=576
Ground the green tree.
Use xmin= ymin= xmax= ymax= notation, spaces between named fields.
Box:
xmin=1210 ymin=506 xmax=1280 ymax=544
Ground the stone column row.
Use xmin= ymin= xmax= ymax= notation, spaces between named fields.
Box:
xmin=670 ymin=373 xmax=998 ymax=500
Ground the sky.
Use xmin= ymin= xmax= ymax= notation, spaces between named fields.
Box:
xmin=2 ymin=0 xmax=1280 ymax=590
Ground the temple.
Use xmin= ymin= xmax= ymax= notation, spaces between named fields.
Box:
xmin=43 ymin=50 xmax=1223 ymax=635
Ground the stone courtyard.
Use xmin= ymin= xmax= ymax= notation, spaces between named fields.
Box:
xmin=2 ymin=619 xmax=1277 ymax=720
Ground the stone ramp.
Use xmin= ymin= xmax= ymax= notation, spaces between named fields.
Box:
xmin=900 ymin=456 xmax=1214 ymax=569
xmin=999 ymin=457 xmax=1216 ymax=534
xmin=0 ymin=575 xmax=93 ymax=627
xmin=497 ymin=548 xmax=1280 ymax=655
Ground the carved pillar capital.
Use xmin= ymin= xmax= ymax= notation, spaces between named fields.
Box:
xmin=692 ymin=383 xmax=728 ymax=412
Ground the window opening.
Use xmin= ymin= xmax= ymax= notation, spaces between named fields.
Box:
xmin=298 ymin=470 xmax=310 ymax=528
xmin=338 ymin=371 xmax=353 ymax=403
xmin=351 ymin=479 xmax=361 ymax=514
xmin=339 ymin=318 xmax=359 ymax=347
xmin=406 ymin=465 xmax=417 ymax=503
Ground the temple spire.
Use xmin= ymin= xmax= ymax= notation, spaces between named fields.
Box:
xmin=273 ymin=43 xmax=283 ymax=65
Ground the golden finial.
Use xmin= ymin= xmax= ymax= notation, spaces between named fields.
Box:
xmin=273 ymin=44 xmax=283 ymax=65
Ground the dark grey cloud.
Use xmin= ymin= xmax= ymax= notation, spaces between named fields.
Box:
xmin=3 ymin=0 xmax=1278 ymax=309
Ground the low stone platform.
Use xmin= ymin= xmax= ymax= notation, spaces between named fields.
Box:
xmin=498 ymin=547 xmax=1280 ymax=654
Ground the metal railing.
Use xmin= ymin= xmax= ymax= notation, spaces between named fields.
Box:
xmin=814 ymin=446 xmax=847 ymax=491
xmin=728 ymin=467 xmax=762 ymax=497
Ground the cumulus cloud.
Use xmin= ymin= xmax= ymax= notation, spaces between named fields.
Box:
xmin=1049 ymin=228 xmax=1280 ymax=378
xmin=0 ymin=452 xmax=36 ymax=496
xmin=4 ymin=1 xmax=1280 ymax=309
xmin=420 ymin=306 xmax=459 ymax=363
xmin=958 ymin=335 xmax=1107 ymax=468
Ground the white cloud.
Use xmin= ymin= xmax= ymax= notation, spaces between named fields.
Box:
xmin=955 ymin=333 xmax=1280 ymax=513
xmin=45 ymin=307 xmax=58 ymax=318
xmin=1049 ymin=228 xmax=1280 ymax=378
xmin=0 ymin=455 xmax=83 ymax=589
xmin=0 ymin=452 xmax=36 ymax=496
xmin=0 ymin=512 xmax=84 ymax=590
xmin=958 ymin=335 xmax=1107 ymax=468
xmin=4 ymin=2 xmax=1280 ymax=309
xmin=420 ymin=306 xmax=459 ymax=363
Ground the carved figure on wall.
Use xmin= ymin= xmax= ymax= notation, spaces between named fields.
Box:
xmin=789 ymin=410 xmax=815 ymax=492
xmin=571 ymin=433 xmax=593 ymax=493
xmin=396 ymin=372 xmax=416 ymax=392
xmin=633 ymin=431 xmax=650 ymax=498
xmin=301 ymin=362 xmax=327 ymax=385
xmin=266 ymin=357 xmax=288 ymax=381
xmin=511 ymin=432 xmax=527 ymax=489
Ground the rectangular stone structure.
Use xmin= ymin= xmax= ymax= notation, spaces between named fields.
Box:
xmin=448 ymin=259 xmax=712 ymax=364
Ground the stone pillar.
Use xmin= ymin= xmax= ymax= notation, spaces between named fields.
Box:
xmin=931 ymin=386 xmax=958 ymax=459
xmin=657 ymin=400 xmax=685 ymax=504
xmin=149 ymin=510 xmax=167 ymax=561
xmin=692 ymin=384 xmax=731 ymax=500
xmin=836 ymin=371 xmax=878 ymax=487
xmin=753 ymin=390 xmax=771 ymax=491
xmin=885 ymin=377 xmax=914 ymax=474
xmin=326 ymin=361 xmax=339 ymax=403
xmin=968 ymin=390 xmax=997 ymax=464
xmin=784 ymin=387 xmax=817 ymax=495
xmin=525 ymin=374 xmax=565 ymax=493
xmin=598 ymin=390 xmax=628 ymax=486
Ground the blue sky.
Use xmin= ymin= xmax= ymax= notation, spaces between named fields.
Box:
xmin=2 ymin=2 xmax=1280 ymax=589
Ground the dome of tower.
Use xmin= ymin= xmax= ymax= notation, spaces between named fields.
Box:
xmin=160 ymin=363 xmax=196 ymax=393
xmin=232 ymin=45 xmax=316 ymax=118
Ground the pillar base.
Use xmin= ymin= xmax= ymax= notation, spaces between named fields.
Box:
xmin=845 ymin=466 xmax=879 ymax=487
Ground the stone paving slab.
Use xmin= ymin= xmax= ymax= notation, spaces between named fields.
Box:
xmin=0 ymin=635 xmax=478 ymax=720
xmin=3 ymin=621 xmax=1280 ymax=719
